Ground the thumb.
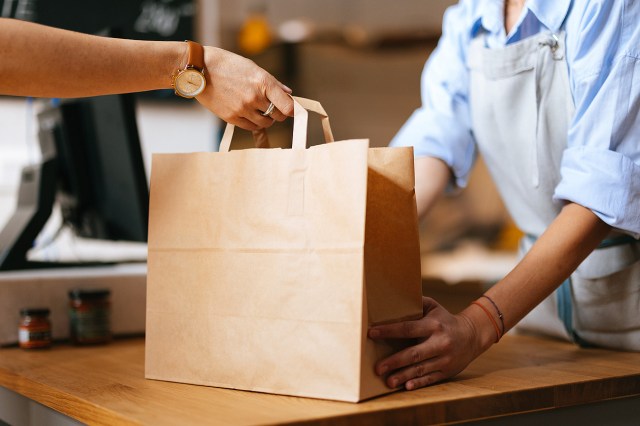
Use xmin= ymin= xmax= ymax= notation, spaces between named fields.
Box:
xmin=422 ymin=297 xmax=442 ymax=314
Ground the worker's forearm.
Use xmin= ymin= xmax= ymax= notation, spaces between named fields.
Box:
xmin=478 ymin=203 xmax=611 ymax=337
xmin=0 ymin=18 xmax=184 ymax=98
xmin=414 ymin=156 xmax=451 ymax=219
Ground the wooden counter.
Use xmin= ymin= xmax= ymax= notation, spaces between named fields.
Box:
xmin=1 ymin=334 xmax=639 ymax=425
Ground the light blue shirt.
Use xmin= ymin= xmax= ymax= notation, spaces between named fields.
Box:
xmin=391 ymin=0 xmax=640 ymax=236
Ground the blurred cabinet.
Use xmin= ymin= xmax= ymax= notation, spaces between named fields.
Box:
xmin=216 ymin=0 xmax=457 ymax=48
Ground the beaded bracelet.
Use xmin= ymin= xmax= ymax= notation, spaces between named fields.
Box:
xmin=481 ymin=294 xmax=505 ymax=336
xmin=471 ymin=301 xmax=501 ymax=343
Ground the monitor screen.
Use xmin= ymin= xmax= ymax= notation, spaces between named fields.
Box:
xmin=37 ymin=94 xmax=149 ymax=242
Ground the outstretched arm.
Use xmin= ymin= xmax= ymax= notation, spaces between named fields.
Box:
xmin=0 ymin=18 xmax=292 ymax=130
xmin=369 ymin=202 xmax=611 ymax=390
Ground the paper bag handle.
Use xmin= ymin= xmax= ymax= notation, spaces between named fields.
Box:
xmin=291 ymin=96 xmax=335 ymax=149
xmin=218 ymin=96 xmax=335 ymax=152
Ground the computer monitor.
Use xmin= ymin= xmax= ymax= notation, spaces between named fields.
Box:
xmin=45 ymin=94 xmax=149 ymax=242
xmin=0 ymin=94 xmax=149 ymax=270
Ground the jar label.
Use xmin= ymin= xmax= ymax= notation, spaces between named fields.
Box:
xmin=69 ymin=307 xmax=111 ymax=342
xmin=19 ymin=328 xmax=52 ymax=346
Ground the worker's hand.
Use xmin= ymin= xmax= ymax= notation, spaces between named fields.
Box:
xmin=368 ymin=297 xmax=483 ymax=390
xmin=197 ymin=47 xmax=293 ymax=131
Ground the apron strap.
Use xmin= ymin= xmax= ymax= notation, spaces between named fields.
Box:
xmin=598 ymin=234 xmax=637 ymax=249
xmin=556 ymin=279 xmax=593 ymax=348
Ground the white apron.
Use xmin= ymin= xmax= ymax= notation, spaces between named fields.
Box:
xmin=467 ymin=31 xmax=640 ymax=351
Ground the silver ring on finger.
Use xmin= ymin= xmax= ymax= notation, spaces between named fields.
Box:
xmin=261 ymin=102 xmax=275 ymax=117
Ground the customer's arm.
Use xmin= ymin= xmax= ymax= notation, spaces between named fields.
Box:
xmin=0 ymin=18 xmax=292 ymax=130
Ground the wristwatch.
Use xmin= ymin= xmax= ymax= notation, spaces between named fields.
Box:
xmin=172 ymin=40 xmax=207 ymax=98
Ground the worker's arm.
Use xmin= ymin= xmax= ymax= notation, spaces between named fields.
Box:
xmin=414 ymin=156 xmax=452 ymax=219
xmin=369 ymin=202 xmax=611 ymax=390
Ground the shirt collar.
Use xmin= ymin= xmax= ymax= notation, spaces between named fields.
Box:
xmin=470 ymin=0 xmax=572 ymax=37
xmin=527 ymin=0 xmax=572 ymax=32
xmin=470 ymin=1 xmax=503 ymax=37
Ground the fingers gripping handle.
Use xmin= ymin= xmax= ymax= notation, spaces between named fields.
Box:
xmin=219 ymin=126 xmax=270 ymax=152
xmin=218 ymin=96 xmax=334 ymax=153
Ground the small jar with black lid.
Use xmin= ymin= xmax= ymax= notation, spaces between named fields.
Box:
xmin=19 ymin=308 xmax=52 ymax=349
xmin=68 ymin=289 xmax=111 ymax=345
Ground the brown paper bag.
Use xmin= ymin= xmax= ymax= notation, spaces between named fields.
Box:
xmin=145 ymin=97 xmax=423 ymax=402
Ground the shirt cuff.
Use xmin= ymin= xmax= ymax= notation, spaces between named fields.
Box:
xmin=554 ymin=146 xmax=640 ymax=237
xmin=390 ymin=108 xmax=476 ymax=189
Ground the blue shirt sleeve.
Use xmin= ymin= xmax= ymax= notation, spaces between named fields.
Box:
xmin=390 ymin=1 xmax=476 ymax=189
xmin=555 ymin=0 xmax=640 ymax=236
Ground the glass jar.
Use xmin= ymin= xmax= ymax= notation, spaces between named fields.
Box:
xmin=68 ymin=289 xmax=111 ymax=345
xmin=18 ymin=308 xmax=52 ymax=349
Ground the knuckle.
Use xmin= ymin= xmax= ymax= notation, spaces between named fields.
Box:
xmin=409 ymin=348 xmax=421 ymax=364
xmin=279 ymin=102 xmax=294 ymax=117
xmin=243 ymin=95 xmax=256 ymax=109
xmin=440 ymin=335 xmax=453 ymax=352
xmin=440 ymin=355 xmax=452 ymax=367
xmin=411 ymin=374 xmax=432 ymax=390
xmin=254 ymin=72 xmax=272 ymax=93
xmin=256 ymin=71 xmax=271 ymax=85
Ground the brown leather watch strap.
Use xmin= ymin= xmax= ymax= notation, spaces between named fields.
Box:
xmin=185 ymin=40 xmax=205 ymax=71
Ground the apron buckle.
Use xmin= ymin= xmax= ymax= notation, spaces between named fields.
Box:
xmin=538 ymin=33 xmax=559 ymax=51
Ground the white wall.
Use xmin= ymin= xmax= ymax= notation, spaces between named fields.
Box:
xmin=0 ymin=97 xmax=219 ymax=231
xmin=0 ymin=98 xmax=35 ymax=227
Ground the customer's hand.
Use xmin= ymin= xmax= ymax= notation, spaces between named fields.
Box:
xmin=368 ymin=297 xmax=483 ymax=390
xmin=197 ymin=47 xmax=294 ymax=131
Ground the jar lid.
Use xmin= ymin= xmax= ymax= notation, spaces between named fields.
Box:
xmin=68 ymin=289 xmax=111 ymax=300
xmin=20 ymin=308 xmax=50 ymax=316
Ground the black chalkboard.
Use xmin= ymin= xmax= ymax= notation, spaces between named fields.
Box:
xmin=1 ymin=0 xmax=195 ymax=99
xmin=1 ymin=0 xmax=194 ymax=41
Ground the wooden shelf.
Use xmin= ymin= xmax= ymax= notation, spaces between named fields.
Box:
xmin=1 ymin=334 xmax=639 ymax=425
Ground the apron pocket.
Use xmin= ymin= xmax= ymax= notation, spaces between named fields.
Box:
xmin=574 ymin=241 xmax=640 ymax=279
xmin=572 ymin=261 xmax=640 ymax=332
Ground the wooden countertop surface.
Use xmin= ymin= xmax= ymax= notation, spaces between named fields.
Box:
xmin=1 ymin=334 xmax=639 ymax=425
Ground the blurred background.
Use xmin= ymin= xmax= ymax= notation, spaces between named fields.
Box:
xmin=0 ymin=0 xmax=519 ymax=308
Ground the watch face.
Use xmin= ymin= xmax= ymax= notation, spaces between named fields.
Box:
xmin=175 ymin=68 xmax=206 ymax=98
